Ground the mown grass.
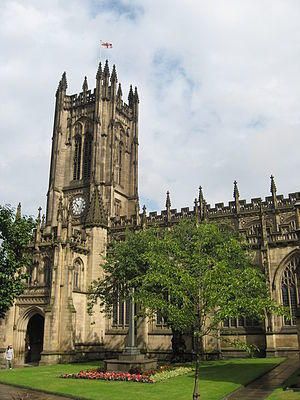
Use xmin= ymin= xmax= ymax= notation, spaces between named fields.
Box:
xmin=268 ymin=368 xmax=300 ymax=400
xmin=0 ymin=358 xmax=284 ymax=400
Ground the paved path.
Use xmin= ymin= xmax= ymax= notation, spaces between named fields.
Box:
xmin=224 ymin=358 xmax=300 ymax=400
xmin=0 ymin=383 xmax=73 ymax=400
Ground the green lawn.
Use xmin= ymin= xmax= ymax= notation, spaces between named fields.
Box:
xmin=268 ymin=368 xmax=300 ymax=400
xmin=268 ymin=391 xmax=300 ymax=400
xmin=0 ymin=358 xmax=284 ymax=400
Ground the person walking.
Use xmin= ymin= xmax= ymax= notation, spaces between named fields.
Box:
xmin=5 ymin=345 xmax=14 ymax=369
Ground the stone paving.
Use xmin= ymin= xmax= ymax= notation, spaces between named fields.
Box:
xmin=0 ymin=383 xmax=73 ymax=400
xmin=224 ymin=358 xmax=300 ymax=400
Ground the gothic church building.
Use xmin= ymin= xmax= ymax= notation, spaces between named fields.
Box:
xmin=1 ymin=61 xmax=300 ymax=364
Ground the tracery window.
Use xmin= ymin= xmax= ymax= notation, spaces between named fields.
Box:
xmin=112 ymin=297 xmax=130 ymax=328
xmin=281 ymin=256 xmax=300 ymax=326
xmin=73 ymin=132 xmax=82 ymax=180
xmin=118 ymin=143 xmax=122 ymax=185
xmin=114 ymin=199 xmax=121 ymax=217
xmin=83 ymin=133 xmax=93 ymax=180
xmin=223 ymin=317 xmax=260 ymax=328
xmin=114 ymin=141 xmax=123 ymax=186
xmin=73 ymin=258 xmax=84 ymax=291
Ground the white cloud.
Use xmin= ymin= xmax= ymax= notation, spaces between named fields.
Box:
xmin=0 ymin=0 xmax=300 ymax=216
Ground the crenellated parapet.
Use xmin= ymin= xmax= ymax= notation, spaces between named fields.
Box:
xmin=110 ymin=177 xmax=300 ymax=249
xmin=64 ymin=90 xmax=96 ymax=109
xmin=59 ymin=62 xmax=136 ymax=123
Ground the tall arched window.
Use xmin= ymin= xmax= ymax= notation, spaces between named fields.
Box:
xmin=281 ymin=256 xmax=300 ymax=326
xmin=112 ymin=287 xmax=130 ymax=327
xmin=73 ymin=124 xmax=82 ymax=180
xmin=73 ymin=258 xmax=84 ymax=291
xmin=112 ymin=299 xmax=130 ymax=327
xmin=115 ymin=141 xmax=123 ymax=186
xmin=118 ymin=143 xmax=122 ymax=185
xmin=83 ymin=133 xmax=93 ymax=180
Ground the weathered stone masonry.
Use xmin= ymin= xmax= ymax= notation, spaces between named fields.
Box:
xmin=1 ymin=61 xmax=300 ymax=364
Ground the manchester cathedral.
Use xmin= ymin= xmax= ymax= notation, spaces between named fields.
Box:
xmin=1 ymin=61 xmax=300 ymax=365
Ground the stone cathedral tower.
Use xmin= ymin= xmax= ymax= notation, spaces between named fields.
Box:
xmin=0 ymin=61 xmax=139 ymax=364
xmin=3 ymin=60 xmax=300 ymax=366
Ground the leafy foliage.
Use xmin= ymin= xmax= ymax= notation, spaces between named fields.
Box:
xmin=90 ymin=219 xmax=283 ymax=399
xmin=90 ymin=219 xmax=281 ymax=338
xmin=0 ymin=204 xmax=35 ymax=318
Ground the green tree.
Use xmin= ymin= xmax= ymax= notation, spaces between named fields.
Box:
xmin=0 ymin=204 xmax=35 ymax=319
xmin=90 ymin=219 xmax=282 ymax=399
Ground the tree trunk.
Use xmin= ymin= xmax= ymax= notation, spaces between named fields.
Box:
xmin=192 ymin=335 xmax=200 ymax=400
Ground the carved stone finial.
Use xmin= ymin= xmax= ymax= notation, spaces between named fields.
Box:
xmin=233 ymin=181 xmax=240 ymax=213
xmin=166 ymin=191 xmax=171 ymax=210
xmin=110 ymin=64 xmax=117 ymax=83
xmin=96 ymin=62 xmax=102 ymax=80
xmin=165 ymin=191 xmax=171 ymax=224
xmin=15 ymin=202 xmax=22 ymax=220
xmin=199 ymin=186 xmax=204 ymax=205
xmin=270 ymin=175 xmax=277 ymax=195
xmin=57 ymin=72 xmax=67 ymax=93
xmin=134 ymin=86 xmax=139 ymax=103
xmin=128 ymin=85 xmax=134 ymax=106
xmin=103 ymin=59 xmax=110 ymax=77
xmin=37 ymin=206 xmax=42 ymax=223
xmin=82 ymin=76 xmax=88 ymax=92
xmin=198 ymin=186 xmax=206 ymax=220
xmin=270 ymin=175 xmax=278 ymax=209
xmin=117 ymin=83 xmax=123 ymax=98
xmin=233 ymin=180 xmax=239 ymax=200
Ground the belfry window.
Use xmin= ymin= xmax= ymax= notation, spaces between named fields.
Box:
xmin=281 ymin=256 xmax=300 ymax=326
xmin=73 ymin=135 xmax=82 ymax=180
xmin=83 ymin=134 xmax=92 ymax=180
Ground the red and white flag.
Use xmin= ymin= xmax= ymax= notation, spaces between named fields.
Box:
xmin=100 ymin=41 xmax=113 ymax=48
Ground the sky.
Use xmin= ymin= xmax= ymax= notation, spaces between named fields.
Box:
xmin=1 ymin=0 xmax=300 ymax=217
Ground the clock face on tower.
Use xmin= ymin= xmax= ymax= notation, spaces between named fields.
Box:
xmin=71 ymin=195 xmax=86 ymax=216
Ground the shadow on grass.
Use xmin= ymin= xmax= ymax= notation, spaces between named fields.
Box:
xmin=185 ymin=359 xmax=284 ymax=386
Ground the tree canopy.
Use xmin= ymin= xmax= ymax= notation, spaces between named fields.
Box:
xmin=0 ymin=204 xmax=35 ymax=318
xmin=90 ymin=219 xmax=280 ymax=335
xmin=90 ymin=219 xmax=282 ymax=399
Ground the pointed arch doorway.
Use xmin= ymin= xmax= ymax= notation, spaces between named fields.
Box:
xmin=24 ymin=314 xmax=45 ymax=364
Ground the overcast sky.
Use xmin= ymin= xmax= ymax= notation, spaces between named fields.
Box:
xmin=1 ymin=0 xmax=300 ymax=217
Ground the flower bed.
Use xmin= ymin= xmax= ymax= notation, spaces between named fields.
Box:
xmin=61 ymin=370 xmax=154 ymax=383
xmin=61 ymin=365 xmax=193 ymax=384
xmin=152 ymin=366 xmax=193 ymax=382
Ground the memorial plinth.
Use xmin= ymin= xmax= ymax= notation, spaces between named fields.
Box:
xmin=104 ymin=294 xmax=157 ymax=372
xmin=104 ymin=349 xmax=157 ymax=372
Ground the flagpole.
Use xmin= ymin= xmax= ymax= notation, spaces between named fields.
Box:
xmin=99 ymin=40 xmax=113 ymax=63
